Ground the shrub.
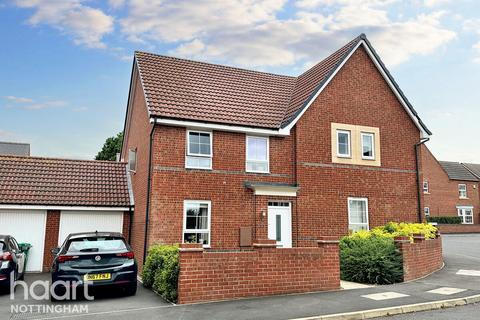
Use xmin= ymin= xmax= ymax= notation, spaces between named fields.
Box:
xmin=426 ymin=216 xmax=462 ymax=224
xmin=340 ymin=235 xmax=403 ymax=284
xmin=349 ymin=222 xmax=438 ymax=242
xmin=142 ymin=244 xmax=179 ymax=302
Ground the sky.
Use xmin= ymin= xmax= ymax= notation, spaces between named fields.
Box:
xmin=0 ymin=0 xmax=479 ymax=162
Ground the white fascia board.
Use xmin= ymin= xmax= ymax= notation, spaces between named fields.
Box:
xmin=153 ymin=118 xmax=290 ymax=136
xmin=0 ymin=205 xmax=131 ymax=212
xmin=282 ymin=40 xmax=429 ymax=138
xmin=253 ymin=186 xmax=298 ymax=197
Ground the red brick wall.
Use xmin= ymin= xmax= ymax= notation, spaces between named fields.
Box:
xmin=177 ymin=240 xmax=340 ymax=304
xmin=42 ymin=210 xmax=60 ymax=271
xmin=437 ymin=224 xmax=480 ymax=234
xmin=121 ymin=68 xmax=153 ymax=268
xmin=421 ymin=145 xmax=479 ymax=222
xmin=396 ymin=236 xmax=443 ymax=282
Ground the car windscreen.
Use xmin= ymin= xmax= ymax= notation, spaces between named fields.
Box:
xmin=66 ymin=237 xmax=127 ymax=253
xmin=0 ymin=241 xmax=5 ymax=252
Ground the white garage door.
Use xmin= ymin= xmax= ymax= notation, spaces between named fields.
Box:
xmin=58 ymin=211 xmax=124 ymax=245
xmin=0 ymin=210 xmax=47 ymax=272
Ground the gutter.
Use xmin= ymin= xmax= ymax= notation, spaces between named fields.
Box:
xmin=143 ymin=118 xmax=157 ymax=264
xmin=415 ymin=137 xmax=430 ymax=223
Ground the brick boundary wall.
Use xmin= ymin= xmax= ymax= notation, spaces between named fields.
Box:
xmin=42 ymin=210 xmax=60 ymax=272
xmin=177 ymin=237 xmax=340 ymax=304
xmin=395 ymin=235 xmax=443 ymax=282
xmin=436 ymin=224 xmax=480 ymax=234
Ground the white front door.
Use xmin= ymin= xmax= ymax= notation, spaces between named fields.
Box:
xmin=267 ymin=202 xmax=292 ymax=248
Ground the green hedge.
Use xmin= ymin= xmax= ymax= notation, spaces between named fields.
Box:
xmin=340 ymin=235 xmax=403 ymax=285
xmin=426 ymin=216 xmax=462 ymax=224
xmin=142 ymin=244 xmax=179 ymax=302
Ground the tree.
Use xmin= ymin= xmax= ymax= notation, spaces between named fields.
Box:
xmin=95 ymin=132 xmax=123 ymax=161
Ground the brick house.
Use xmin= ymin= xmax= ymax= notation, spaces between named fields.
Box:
xmin=421 ymin=145 xmax=480 ymax=231
xmin=121 ymin=34 xmax=431 ymax=266
xmin=0 ymin=156 xmax=133 ymax=272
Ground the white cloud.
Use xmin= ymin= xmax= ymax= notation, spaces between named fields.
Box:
xmin=108 ymin=0 xmax=125 ymax=9
xmin=13 ymin=0 xmax=114 ymax=48
xmin=119 ymin=0 xmax=454 ymax=69
xmin=4 ymin=95 xmax=34 ymax=103
xmin=463 ymin=19 xmax=480 ymax=63
xmin=3 ymin=96 xmax=67 ymax=110
xmin=120 ymin=0 xmax=286 ymax=43
xmin=424 ymin=0 xmax=452 ymax=7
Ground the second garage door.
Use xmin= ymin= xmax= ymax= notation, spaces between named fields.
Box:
xmin=58 ymin=211 xmax=124 ymax=245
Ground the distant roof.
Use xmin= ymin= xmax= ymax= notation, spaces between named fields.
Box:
xmin=134 ymin=34 xmax=430 ymax=134
xmin=439 ymin=161 xmax=479 ymax=182
xmin=0 ymin=141 xmax=30 ymax=156
xmin=463 ymin=163 xmax=480 ymax=180
xmin=0 ymin=156 xmax=131 ymax=207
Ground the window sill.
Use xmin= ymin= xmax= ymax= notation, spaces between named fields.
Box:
xmin=361 ymin=157 xmax=375 ymax=161
xmin=337 ymin=154 xmax=352 ymax=159
xmin=246 ymin=170 xmax=270 ymax=174
xmin=459 ymin=197 xmax=469 ymax=200
xmin=185 ymin=166 xmax=212 ymax=171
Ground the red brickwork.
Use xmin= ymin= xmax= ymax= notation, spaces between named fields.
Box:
xmin=42 ymin=210 xmax=60 ymax=271
xmin=121 ymin=69 xmax=154 ymax=268
xmin=421 ymin=145 xmax=479 ymax=222
xmin=437 ymin=224 xmax=480 ymax=234
xmin=395 ymin=236 xmax=443 ymax=282
xmin=177 ymin=239 xmax=340 ymax=304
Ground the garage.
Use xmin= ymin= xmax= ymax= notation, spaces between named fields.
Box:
xmin=58 ymin=211 xmax=124 ymax=245
xmin=0 ymin=155 xmax=133 ymax=272
xmin=0 ymin=209 xmax=47 ymax=272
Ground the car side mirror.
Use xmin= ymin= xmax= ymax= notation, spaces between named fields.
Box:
xmin=51 ymin=247 xmax=60 ymax=255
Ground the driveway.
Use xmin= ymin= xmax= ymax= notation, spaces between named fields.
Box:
xmin=1 ymin=234 xmax=480 ymax=320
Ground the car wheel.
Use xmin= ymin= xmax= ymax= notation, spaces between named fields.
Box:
xmin=124 ymin=283 xmax=137 ymax=296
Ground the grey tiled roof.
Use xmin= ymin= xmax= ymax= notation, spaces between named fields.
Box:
xmin=439 ymin=161 xmax=479 ymax=182
xmin=463 ymin=163 xmax=480 ymax=179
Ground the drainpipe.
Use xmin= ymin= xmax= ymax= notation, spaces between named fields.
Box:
xmin=415 ymin=137 xmax=430 ymax=223
xmin=128 ymin=205 xmax=133 ymax=244
xmin=143 ymin=119 xmax=157 ymax=264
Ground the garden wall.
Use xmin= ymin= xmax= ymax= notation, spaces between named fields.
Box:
xmin=395 ymin=235 xmax=443 ymax=282
xmin=436 ymin=224 xmax=480 ymax=234
xmin=177 ymin=238 xmax=340 ymax=304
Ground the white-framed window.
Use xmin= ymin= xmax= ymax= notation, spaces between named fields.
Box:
xmin=348 ymin=197 xmax=369 ymax=232
xmin=128 ymin=148 xmax=137 ymax=172
xmin=423 ymin=181 xmax=429 ymax=193
xmin=246 ymin=136 xmax=269 ymax=173
xmin=424 ymin=207 xmax=430 ymax=217
xmin=337 ymin=130 xmax=351 ymax=158
xmin=361 ymin=132 xmax=375 ymax=160
xmin=183 ymin=200 xmax=211 ymax=246
xmin=457 ymin=206 xmax=473 ymax=224
xmin=458 ymin=184 xmax=467 ymax=198
xmin=186 ymin=130 xmax=212 ymax=169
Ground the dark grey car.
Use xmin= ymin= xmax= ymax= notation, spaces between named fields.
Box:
xmin=50 ymin=232 xmax=137 ymax=300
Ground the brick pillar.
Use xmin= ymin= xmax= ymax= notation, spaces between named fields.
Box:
xmin=42 ymin=210 xmax=60 ymax=272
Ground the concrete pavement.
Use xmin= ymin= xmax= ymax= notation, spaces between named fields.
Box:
xmin=1 ymin=234 xmax=479 ymax=320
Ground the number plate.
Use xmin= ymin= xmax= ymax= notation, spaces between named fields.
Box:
xmin=84 ymin=273 xmax=111 ymax=281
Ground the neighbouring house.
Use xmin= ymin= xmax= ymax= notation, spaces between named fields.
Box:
xmin=421 ymin=145 xmax=480 ymax=232
xmin=0 ymin=156 xmax=133 ymax=272
xmin=121 ymin=33 xmax=432 ymax=269
xmin=0 ymin=141 xmax=30 ymax=156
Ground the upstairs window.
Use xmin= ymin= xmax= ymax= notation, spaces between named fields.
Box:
xmin=337 ymin=130 xmax=351 ymax=158
xmin=458 ymin=184 xmax=467 ymax=199
xmin=128 ymin=149 xmax=137 ymax=172
xmin=186 ymin=130 xmax=212 ymax=169
xmin=348 ymin=197 xmax=369 ymax=232
xmin=361 ymin=132 xmax=375 ymax=160
xmin=423 ymin=181 xmax=429 ymax=193
xmin=246 ymin=136 xmax=269 ymax=173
